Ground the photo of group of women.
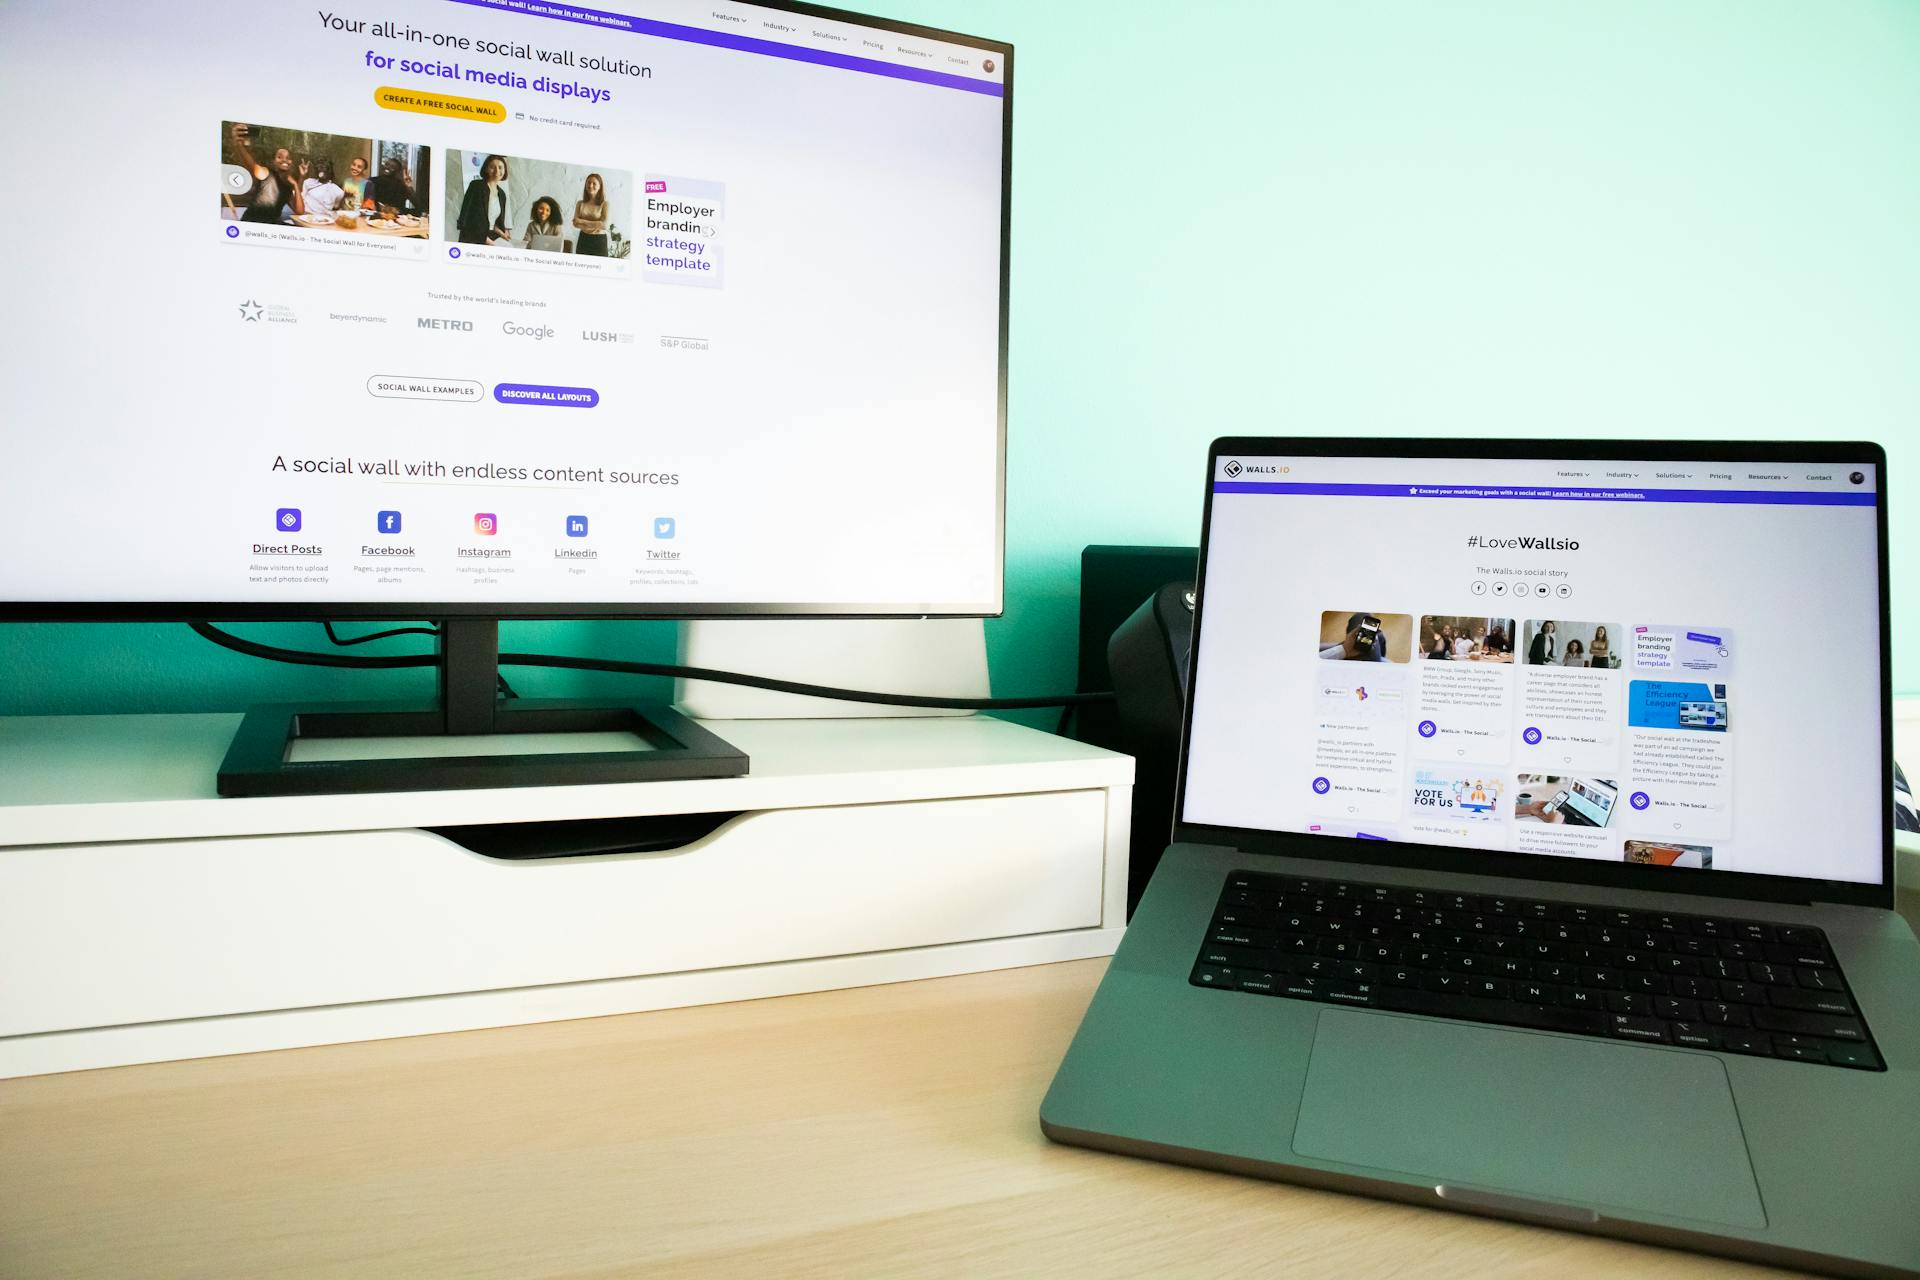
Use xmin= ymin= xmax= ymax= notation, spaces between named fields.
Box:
xmin=1522 ymin=619 xmax=1623 ymax=668
xmin=444 ymin=150 xmax=633 ymax=257
xmin=221 ymin=121 xmax=430 ymax=236
xmin=1419 ymin=616 xmax=1514 ymax=662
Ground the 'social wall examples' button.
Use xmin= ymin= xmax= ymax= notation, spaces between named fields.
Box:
xmin=367 ymin=375 xmax=483 ymax=402
xmin=374 ymin=86 xmax=506 ymax=122
xmin=494 ymin=383 xmax=600 ymax=408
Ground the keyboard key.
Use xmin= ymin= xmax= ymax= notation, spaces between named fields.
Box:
xmin=1236 ymin=971 xmax=1281 ymax=994
xmin=1748 ymin=962 xmax=1791 ymax=986
xmin=1579 ymin=966 xmax=1622 ymax=990
xmin=1717 ymin=940 xmax=1760 ymax=961
xmin=1609 ymin=1015 xmax=1669 ymax=1044
xmin=1776 ymin=926 xmax=1823 ymax=948
xmin=1753 ymin=1009 xmax=1866 ymax=1042
xmin=1776 ymin=1043 xmax=1827 ymax=1064
xmin=1655 ymin=997 xmax=1701 ymax=1021
xmin=1384 ymin=967 xmax=1421 ymax=987
xmin=1670 ymin=1021 xmax=1721 ymax=1050
xmin=1199 ymin=943 xmax=1270 ymax=969
xmin=1823 ymin=1043 xmax=1881 ymax=1070
xmin=1671 ymin=976 xmax=1717 ymax=1000
xmin=1702 ymin=1002 xmax=1751 ymax=1027
xmin=1721 ymin=1032 xmax=1771 ymax=1056
xmin=1770 ymin=987 xmax=1854 ymax=1016
xmin=1424 ymin=973 xmax=1469 ymax=995
xmin=1322 ymin=983 xmax=1375 ymax=1006
xmin=1191 ymin=965 xmax=1236 ymax=988
xmin=1797 ymin=967 xmax=1843 ymax=993
xmin=1766 ymin=945 xmax=1830 ymax=969
xmin=1624 ymin=973 xmax=1665 ymax=996
xmin=1717 ymin=980 xmax=1763 ymax=1004
xmin=1210 ymin=927 xmax=1276 ymax=950
xmin=1607 ymin=992 xmax=1652 ymax=1016
xmin=1470 ymin=978 xmax=1512 ymax=1001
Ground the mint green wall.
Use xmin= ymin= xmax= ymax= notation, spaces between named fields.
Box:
xmin=3 ymin=0 xmax=1915 ymax=717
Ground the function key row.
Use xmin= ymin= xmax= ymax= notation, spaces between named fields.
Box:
xmin=1223 ymin=872 xmax=1827 ymax=950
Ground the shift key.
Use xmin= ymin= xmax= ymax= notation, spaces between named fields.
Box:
xmin=1753 ymin=1008 xmax=1866 ymax=1042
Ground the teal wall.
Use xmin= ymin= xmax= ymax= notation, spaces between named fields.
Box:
xmin=4 ymin=0 xmax=1916 ymax=717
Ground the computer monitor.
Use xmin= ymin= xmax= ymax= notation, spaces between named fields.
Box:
xmin=0 ymin=0 xmax=1010 ymax=794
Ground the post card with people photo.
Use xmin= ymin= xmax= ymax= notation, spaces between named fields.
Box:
xmin=221 ymin=121 xmax=430 ymax=238
xmin=444 ymin=150 xmax=632 ymax=258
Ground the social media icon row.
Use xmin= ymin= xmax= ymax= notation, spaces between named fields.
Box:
xmin=274 ymin=509 xmax=675 ymax=538
xmin=1469 ymin=579 xmax=1571 ymax=599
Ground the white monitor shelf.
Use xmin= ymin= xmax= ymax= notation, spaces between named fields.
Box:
xmin=0 ymin=714 xmax=1133 ymax=1078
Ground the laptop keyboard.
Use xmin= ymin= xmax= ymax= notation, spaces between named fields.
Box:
xmin=1191 ymin=870 xmax=1885 ymax=1071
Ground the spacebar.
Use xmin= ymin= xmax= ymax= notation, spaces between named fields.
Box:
xmin=1378 ymin=988 xmax=1608 ymax=1036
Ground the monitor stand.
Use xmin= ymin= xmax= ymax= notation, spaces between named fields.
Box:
xmin=215 ymin=619 xmax=748 ymax=797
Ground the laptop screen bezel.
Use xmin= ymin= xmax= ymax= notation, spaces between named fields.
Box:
xmin=1171 ymin=436 xmax=1895 ymax=910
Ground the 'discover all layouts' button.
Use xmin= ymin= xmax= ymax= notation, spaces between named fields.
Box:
xmin=494 ymin=383 xmax=600 ymax=408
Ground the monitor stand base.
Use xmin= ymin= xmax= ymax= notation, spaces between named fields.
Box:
xmin=216 ymin=698 xmax=748 ymax=797
xmin=213 ymin=619 xmax=749 ymax=797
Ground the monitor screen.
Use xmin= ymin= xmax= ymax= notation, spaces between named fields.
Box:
xmin=1181 ymin=448 xmax=1887 ymax=887
xmin=0 ymin=0 xmax=1007 ymax=617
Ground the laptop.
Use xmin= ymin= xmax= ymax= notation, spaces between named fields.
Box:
xmin=1043 ymin=438 xmax=1920 ymax=1276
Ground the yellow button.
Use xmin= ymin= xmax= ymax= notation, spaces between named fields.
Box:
xmin=374 ymin=86 xmax=506 ymax=123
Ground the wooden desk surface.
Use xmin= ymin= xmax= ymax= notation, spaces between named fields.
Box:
xmin=0 ymin=954 xmax=1822 ymax=1280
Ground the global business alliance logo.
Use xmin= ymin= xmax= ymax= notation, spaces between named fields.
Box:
xmin=238 ymin=298 xmax=297 ymax=325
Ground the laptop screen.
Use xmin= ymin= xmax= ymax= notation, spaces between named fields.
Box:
xmin=1181 ymin=448 xmax=1887 ymax=887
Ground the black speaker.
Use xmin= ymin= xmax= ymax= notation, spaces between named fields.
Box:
xmin=1105 ymin=581 xmax=1195 ymax=913
xmin=1071 ymin=545 xmax=1198 ymax=916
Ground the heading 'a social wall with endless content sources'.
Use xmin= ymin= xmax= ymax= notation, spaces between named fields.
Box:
xmin=2 ymin=0 xmax=1914 ymax=716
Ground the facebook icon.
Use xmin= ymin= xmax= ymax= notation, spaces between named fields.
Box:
xmin=566 ymin=515 xmax=589 ymax=538
xmin=376 ymin=511 xmax=403 ymax=534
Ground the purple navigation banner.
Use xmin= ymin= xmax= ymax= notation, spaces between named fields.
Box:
xmin=1212 ymin=481 xmax=1875 ymax=507
xmin=444 ymin=0 xmax=1004 ymax=97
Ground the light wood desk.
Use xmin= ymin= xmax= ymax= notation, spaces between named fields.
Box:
xmin=1 ymin=949 xmax=1843 ymax=1279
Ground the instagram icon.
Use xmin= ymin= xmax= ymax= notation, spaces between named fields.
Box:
xmin=474 ymin=513 xmax=498 ymax=535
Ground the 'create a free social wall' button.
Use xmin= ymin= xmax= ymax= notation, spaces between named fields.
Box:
xmin=493 ymin=383 xmax=600 ymax=408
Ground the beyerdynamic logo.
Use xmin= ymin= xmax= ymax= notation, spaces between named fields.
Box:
xmin=1223 ymin=460 xmax=1243 ymax=478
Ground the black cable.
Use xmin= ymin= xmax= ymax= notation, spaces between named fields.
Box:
xmin=322 ymin=621 xmax=441 ymax=646
xmin=190 ymin=621 xmax=1114 ymax=710
xmin=194 ymin=622 xmax=434 ymax=669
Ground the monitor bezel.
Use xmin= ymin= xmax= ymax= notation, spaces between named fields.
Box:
xmin=1173 ymin=436 xmax=1896 ymax=910
xmin=0 ymin=0 xmax=1011 ymax=625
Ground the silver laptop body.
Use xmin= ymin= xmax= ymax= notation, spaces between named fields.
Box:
xmin=1044 ymin=438 xmax=1919 ymax=1276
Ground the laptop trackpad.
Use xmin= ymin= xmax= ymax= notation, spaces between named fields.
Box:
xmin=1291 ymin=1008 xmax=1766 ymax=1230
